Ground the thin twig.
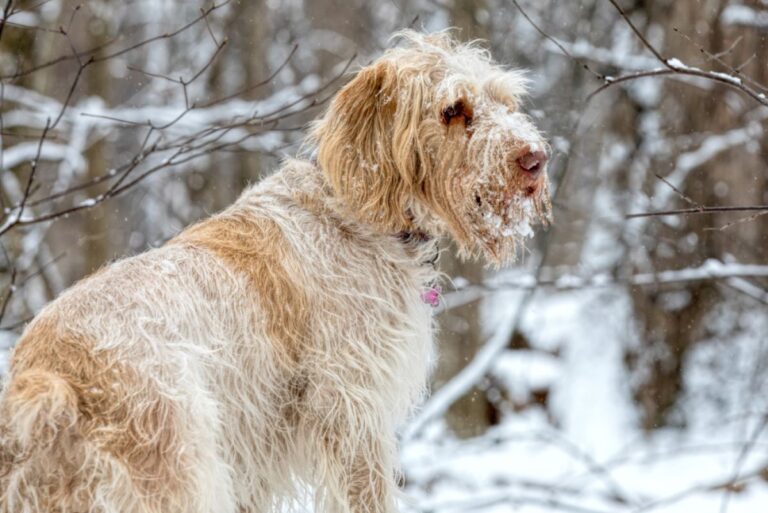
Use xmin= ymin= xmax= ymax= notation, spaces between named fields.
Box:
xmin=673 ymin=27 xmax=768 ymax=94
xmin=0 ymin=118 xmax=51 ymax=237
xmin=0 ymin=0 xmax=15 ymax=42
xmin=587 ymin=69 xmax=676 ymax=101
xmin=198 ymin=43 xmax=298 ymax=108
xmin=705 ymin=210 xmax=768 ymax=231
xmin=626 ymin=205 xmax=768 ymax=219
xmin=654 ymin=173 xmax=701 ymax=208
xmin=606 ymin=0 xmax=668 ymax=65
xmin=0 ymin=0 xmax=232 ymax=80
xmin=0 ymin=267 xmax=16 ymax=324
xmin=510 ymin=0 xmax=605 ymax=81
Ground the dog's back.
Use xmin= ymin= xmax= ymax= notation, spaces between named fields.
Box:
xmin=0 ymin=242 xmax=242 ymax=513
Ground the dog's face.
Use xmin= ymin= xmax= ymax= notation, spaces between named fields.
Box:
xmin=312 ymin=31 xmax=551 ymax=265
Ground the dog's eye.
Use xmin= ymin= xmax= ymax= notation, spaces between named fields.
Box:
xmin=441 ymin=100 xmax=473 ymax=127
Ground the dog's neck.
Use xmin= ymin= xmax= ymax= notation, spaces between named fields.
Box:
xmin=300 ymin=155 xmax=435 ymax=246
xmin=240 ymin=159 xmax=439 ymax=265
xmin=235 ymin=159 xmax=441 ymax=305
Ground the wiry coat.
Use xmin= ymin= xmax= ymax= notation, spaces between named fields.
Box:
xmin=0 ymin=31 xmax=550 ymax=513
xmin=0 ymin=161 xmax=437 ymax=513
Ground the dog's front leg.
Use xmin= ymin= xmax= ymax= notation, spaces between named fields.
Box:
xmin=345 ymin=433 xmax=399 ymax=513
xmin=309 ymin=412 xmax=400 ymax=513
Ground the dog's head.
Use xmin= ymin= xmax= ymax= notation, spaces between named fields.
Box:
xmin=311 ymin=30 xmax=551 ymax=265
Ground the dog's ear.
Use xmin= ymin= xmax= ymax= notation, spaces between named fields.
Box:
xmin=312 ymin=60 xmax=423 ymax=232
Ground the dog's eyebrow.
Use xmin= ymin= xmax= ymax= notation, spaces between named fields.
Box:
xmin=483 ymin=80 xmax=522 ymax=109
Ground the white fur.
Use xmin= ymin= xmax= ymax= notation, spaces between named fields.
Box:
xmin=0 ymin=161 xmax=438 ymax=513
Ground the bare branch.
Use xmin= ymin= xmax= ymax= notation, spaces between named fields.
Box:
xmin=673 ymin=27 xmax=768 ymax=94
xmin=443 ymin=260 xmax=768 ymax=300
xmin=0 ymin=250 xmax=66 ymax=328
xmin=626 ymin=205 xmax=768 ymax=219
xmin=198 ymin=43 xmax=298 ymax=108
xmin=590 ymin=0 xmax=768 ymax=107
xmin=0 ymin=267 xmax=16 ymax=325
xmin=705 ymin=210 xmax=768 ymax=231
xmin=0 ymin=0 xmax=232 ymax=80
xmin=654 ymin=173 xmax=701 ymax=209
xmin=0 ymin=118 xmax=51 ymax=237
xmin=510 ymin=0 xmax=605 ymax=82
xmin=91 ymin=0 xmax=232 ymax=64
xmin=605 ymin=0 xmax=668 ymax=65
xmin=0 ymin=0 xmax=15 ymax=42
xmin=586 ymin=69 xmax=676 ymax=101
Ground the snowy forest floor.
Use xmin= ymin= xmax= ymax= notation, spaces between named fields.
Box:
xmin=401 ymin=284 xmax=768 ymax=513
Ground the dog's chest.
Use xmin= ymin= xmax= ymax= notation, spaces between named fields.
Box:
xmin=291 ymin=228 xmax=437 ymax=393
xmin=308 ymin=240 xmax=437 ymax=335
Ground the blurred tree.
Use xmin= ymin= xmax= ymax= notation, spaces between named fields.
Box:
xmin=432 ymin=0 xmax=496 ymax=439
xmin=622 ymin=0 xmax=768 ymax=429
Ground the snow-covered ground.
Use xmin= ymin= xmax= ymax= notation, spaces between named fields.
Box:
xmin=400 ymin=285 xmax=768 ymax=513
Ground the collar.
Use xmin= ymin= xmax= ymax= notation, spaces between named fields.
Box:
xmin=395 ymin=229 xmax=433 ymax=244
xmin=396 ymin=229 xmax=439 ymax=270
xmin=310 ymin=154 xmax=437 ymax=263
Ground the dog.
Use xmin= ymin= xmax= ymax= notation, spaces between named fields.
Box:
xmin=0 ymin=31 xmax=550 ymax=513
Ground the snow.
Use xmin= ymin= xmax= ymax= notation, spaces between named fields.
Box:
xmin=721 ymin=5 xmax=768 ymax=28
xmin=1 ymin=140 xmax=86 ymax=172
xmin=403 ymin=288 xmax=528 ymax=441
xmin=0 ymin=331 xmax=17 ymax=377
xmin=665 ymin=59 xmax=745 ymax=87
xmin=77 ymin=197 xmax=99 ymax=208
xmin=1 ymin=4 xmax=767 ymax=512
xmin=401 ymin=286 xmax=768 ymax=513
xmin=491 ymin=350 xmax=560 ymax=400
xmin=441 ymin=260 xmax=768 ymax=306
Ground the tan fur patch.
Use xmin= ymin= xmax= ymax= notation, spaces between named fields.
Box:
xmin=7 ymin=316 xmax=192 ymax=500
xmin=172 ymin=212 xmax=311 ymax=366
xmin=311 ymin=60 xmax=417 ymax=234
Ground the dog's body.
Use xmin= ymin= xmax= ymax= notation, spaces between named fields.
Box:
xmin=1 ymin=162 xmax=435 ymax=512
xmin=0 ymin=32 xmax=550 ymax=512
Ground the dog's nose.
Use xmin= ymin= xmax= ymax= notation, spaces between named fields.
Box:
xmin=517 ymin=149 xmax=548 ymax=175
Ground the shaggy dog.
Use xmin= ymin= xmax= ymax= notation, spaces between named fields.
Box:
xmin=0 ymin=31 xmax=550 ymax=513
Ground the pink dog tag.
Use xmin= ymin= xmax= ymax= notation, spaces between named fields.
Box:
xmin=420 ymin=285 xmax=442 ymax=307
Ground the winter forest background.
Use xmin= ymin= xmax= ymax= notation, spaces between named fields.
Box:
xmin=1 ymin=0 xmax=767 ymax=511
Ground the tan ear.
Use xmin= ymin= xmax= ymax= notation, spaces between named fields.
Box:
xmin=312 ymin=61 xmax=422 ymax=232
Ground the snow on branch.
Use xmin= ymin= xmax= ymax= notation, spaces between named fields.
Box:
xmin=445 ymin=259 xmax=768 ymax=299
xmin=513 ymin=0 xmax=768 ymax=107
xmin=585 ymin=0 xmax=768 ymax=106
xmin=406 ymin=258 xmax=768 ymax=438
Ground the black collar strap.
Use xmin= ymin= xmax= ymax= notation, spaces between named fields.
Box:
xmin=396 ymin=230 xmax=439 ymax=267
xmin=396 ymin=230 xmax=433 ymax=244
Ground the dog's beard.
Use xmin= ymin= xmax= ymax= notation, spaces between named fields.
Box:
xmin=418 ymin=166 xmax=550 ymax=266
xmin=418 ymin=118 xmax=552 ymax=265
xmin=457 ymin=142 xmax=552 ymax=265
xmin=466 ymin=182 xmax=551 ymax=265
xmin=462 ymin=119 xmax=551 ymax=266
